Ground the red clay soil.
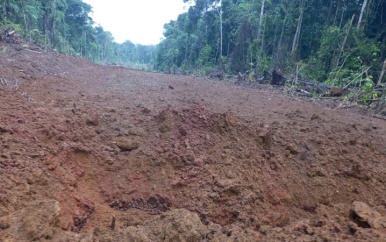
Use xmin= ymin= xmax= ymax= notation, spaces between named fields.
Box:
xmin=1 ymin=41 xmax=386 ymax=241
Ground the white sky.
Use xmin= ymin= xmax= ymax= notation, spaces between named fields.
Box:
xmin=83 ymin=0 xmax=190 ymax=45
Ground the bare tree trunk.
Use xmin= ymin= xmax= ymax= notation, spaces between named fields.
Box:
xmin=338 ymin=4 xmax=346 ymax=28
xmin=62 ymin=15 xmax=68 ymax=53
xmin=227 ymin=41 xmax=230 ymax=57
xmin=333 ymin=14 xmax=355 ymax=69
xmin=184 ymin=36 xmax=189 ymax=64
xmin=333 ymin=0 xmax=340 ymax=26
xmin=261 ymin=17 xmax=266 ymax=54
xmin=20 ymin=0 xmax=28 ymax=34
xmin=255 ymin=0 xmax=265 ymax=73
xmin=219 ymin=0 xmax=223 ymax=58
xmin=378 ymin=60 xmax=386 ymax=85
xmin=84 ymin=31 xmax=87 ymax=57
xmin=80 ymin=30 xmax=83 ymax=57
xmin=257 ymin=0 xmax=265 ymax=42
xmin=327 ymin=0 xmax=334 ymax=24
xmin=278 ymin=13 xmax=287 ymax=53
xmin=291 ymin=0 xmax=305 ymax=58
xmin=341 ymin=15 xmax=355 ymax=54
xmin=357 ymin=0 xmax=368 ymax=29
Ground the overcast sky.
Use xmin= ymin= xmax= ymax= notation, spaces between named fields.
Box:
xmin=83 ymin=0 xmax=190 ymax=45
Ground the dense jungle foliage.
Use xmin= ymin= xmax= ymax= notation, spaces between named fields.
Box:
xmin=0 ymin=0 xmax=156 ymax=67
xmin=156 ymin=0 xmax=386 ymax=105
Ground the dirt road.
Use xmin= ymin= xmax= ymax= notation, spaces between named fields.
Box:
xmin=1 ymin=42 xmax=386 ymax=241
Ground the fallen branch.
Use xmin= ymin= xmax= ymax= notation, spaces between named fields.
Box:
xmin=297 ymin=88 xmax=312 ymax=95
xmin=374 ymin=115 xmax=386 ymax=121
xmin=377 ymin=60 xmax=386 ymax=86
xmin=18 ymin=92 xmax=33 ymax=101
xmin=334 ymin=51 xmax=354 ymax=80
xmin=25 ymin=49 xmax=43 ymax=54
xmin=0 ymin=77 xmax=8 ymax=86
xmin=318 ymin=96 xmax=344 ymax=100
xmin=14 ymin=79 xmax=19 ymax=90
xmin=110 ymin=216 xmax=116 ymax=230
xmin=344 ymin=66 xmax=372 ymax=89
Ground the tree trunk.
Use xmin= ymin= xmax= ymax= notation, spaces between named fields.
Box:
xmin=274 ymin=9 xmax=288 ymax=68
xmin=378 ymin=60 xmax=386 ymax=85
xmin=338 ymin=4 xmax=346 ymax=28
xmin=257 ymin=0 xmax=265 ymax=43
xmin=333 ymin=0 xmax=340 ymax=26
xmin=327 ymin=0 xmax=334 ymax=24
xmin=51 ymin=0 xmax=57 ymax=48
xmin=184 ymin=35 xmax=189 ymax=65
xmin=219 ymin=0 xmax=223 ymax=58
xmin=20 ymin=0 xmax=28 ymax=34
xmin=291 ymin=0 xmax=305 ymax=58
xmin=334 ymin=14 xmax=355 ymax=68
xmin=357 ymin=0 xmax=368 ymax=29
xmin=84 ymin=31 xmax=87 ymax=57
xmin=254 ymin=0 xmax=265 ymax=73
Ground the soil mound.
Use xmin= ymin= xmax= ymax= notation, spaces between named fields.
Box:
xmin=1 ymin=41 xmax=386 ymax=241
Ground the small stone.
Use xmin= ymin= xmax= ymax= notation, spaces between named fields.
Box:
xmin=310 ymin=114 xmax=320 ymax=121
xmin=183 ymin=152 xmax=195 ymax=164
xmin=0 ymin=200 xmax=60 ymax=241
xmin=305 ymin=225 xmax=314 ymax=235
xmin=259 ymin=125 xmax=272 ymax=150
xmin=128 ymin=127 xmax=144 ymax=137
xmin=179 ymin=126 xmax=187 ymax=136
xmin=0 ymin=207 xmax=9 ymax=217
xmin=86 ymin=116 xmax=99 ymax=126
xmin=0 ymin=217 xmax=10 ymax=229
xmin=286 ymin=143 xmax=299 ymax=155
xmin=116 ymin=137 xmax=140 ymax=152
xmin=350 ymin=201 xmax=386 ymax=229
xmin=17 ymin=119 xmax=26 ymax=124
xmin=349 ymin=139 xmax=357 ymax=145
xmin=0 ymin=125 xmax=9 ymax=134
xmin=159 ymin=124 xmax=171 ymax=133
xmin=142 ymin=108 xmax=151 ymax=114
xmin=208 ymin=192 xmax=219 ymax=200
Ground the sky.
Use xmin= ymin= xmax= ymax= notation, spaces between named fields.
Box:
xmin=83 ymin=0 xmax=191 ymax=45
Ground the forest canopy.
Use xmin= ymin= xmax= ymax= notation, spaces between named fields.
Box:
xmin=156 ymin=0 xmax=386 ymax=88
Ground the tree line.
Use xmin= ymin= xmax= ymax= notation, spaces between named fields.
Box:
xmin=156 ymin=0 xmax=386 ymax=91
xmin=0 ymin=0 xmax=155 ymax=67
xmin=2 ymin=0 xmax=385 ymax=96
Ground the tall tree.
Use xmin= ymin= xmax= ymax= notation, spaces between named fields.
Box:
xmin=256 ymin=0 xmax=265 ymax=43
xmin=291 ymin=0 xmax=305 ymax=58
xmin=357 ymin=0 xmax=368 ymax=29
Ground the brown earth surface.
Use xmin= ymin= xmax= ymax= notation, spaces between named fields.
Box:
xmin=1 ymin=41 xmax=386 ymax=241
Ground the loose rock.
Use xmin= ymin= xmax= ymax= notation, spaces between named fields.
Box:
xmin=116 ymin=137 xmax=141 ymax=151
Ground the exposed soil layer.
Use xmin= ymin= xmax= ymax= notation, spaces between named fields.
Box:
xmin=1 ymin=42 xmax=386 ymax=241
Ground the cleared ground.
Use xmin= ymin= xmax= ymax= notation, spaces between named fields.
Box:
xmin=1 ymin=42 xmax=386 ymax=241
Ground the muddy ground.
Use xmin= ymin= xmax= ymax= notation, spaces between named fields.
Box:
xmin=1 ymin=41 xmax=386 ymax=241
